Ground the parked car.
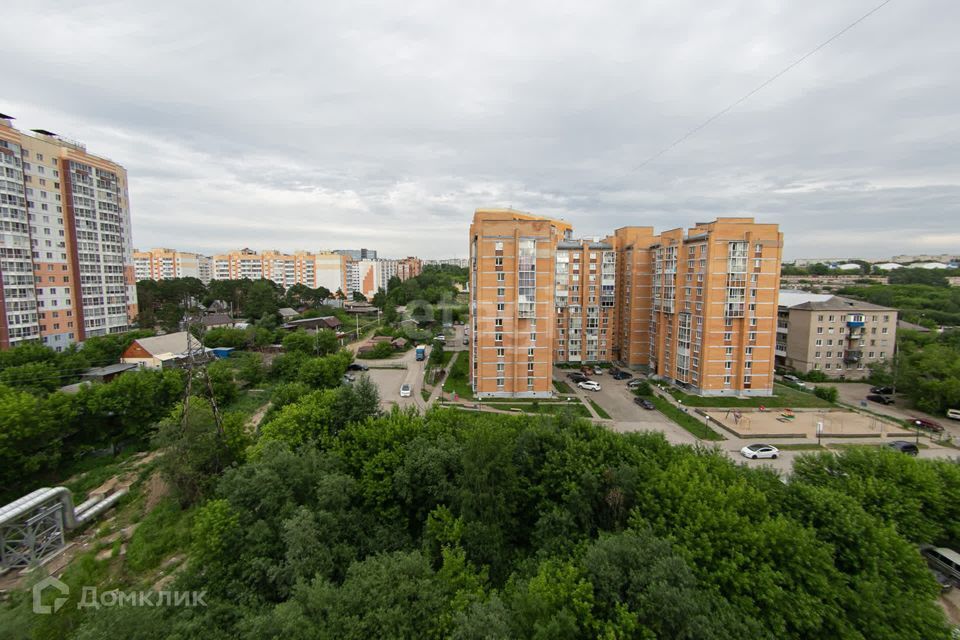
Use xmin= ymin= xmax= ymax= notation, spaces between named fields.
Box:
xmin=578 ymin=380 xmax=601 ymax=391
xmin=886 ymin=440 xmax=919 ymax=456
xmin=912 ymin=418 xmax=944 ymax=433
xmin=611 ymin=370 xmax=633 ymax=380
xmin=462 ymin=338 xmax=469 ymax=345
xmin=921 ymin=546 xmax=960 ymax=588
xmin=866 ymin=394 xmax=895 ymax=405
xmin=634 ymin=397 xmax=655 ymax=410
xmin=399 ymin=383 xmax=412 ymax=397
xmin=567 ymin=372 xmax=588 ymax=383
xmin=435 ymin=335 xmax=446 ymax=343
xmin=627 ymin=378 xmax=648 ymax=389
xmin=782 ymin=374 xmax=807 ymax=389
xmin=947 ymin=408 xmax=960 ymax=421
xmin=739 ymin=444 xmax=780 ymax=460
xmin=347 ymin=363 xmax=369 ymax=372
xmin=870 ymin=385 xmax=895 ymax=395
xmin=592 ymin=368 xmax=604 ymax=375
xmin=341 ymin=374 xmax=355 ymax=385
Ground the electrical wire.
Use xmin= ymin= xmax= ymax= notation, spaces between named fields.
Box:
xmin=624 ymin=0 xmax=895 ymax=173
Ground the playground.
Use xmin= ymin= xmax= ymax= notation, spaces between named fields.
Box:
xmin=703 ymin=407 xmax=915 ymax=439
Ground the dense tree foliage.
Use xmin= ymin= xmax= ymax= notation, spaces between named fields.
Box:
xmin=33 ymin=404 xmax=954 ymax=639
xmin=865 ymin=328 xmax=960 ymax=415
xmin=0 ymin=368 xmax=186 ymax=500
xmin=838 ymin=282 xmax=960 ymax=327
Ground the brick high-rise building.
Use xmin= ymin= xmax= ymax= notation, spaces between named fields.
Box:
xmin=0 ymin=114 xmax=137 ymax=351
xmin=209 ymin=249 xmax=347 ymax=293
xmin=648 ymin=218 xmax=783 ymax=396
xmin=469 ymin=209 xmax=572 ymax=398
xmin=469 ymin=209 xmax=782 ymax=398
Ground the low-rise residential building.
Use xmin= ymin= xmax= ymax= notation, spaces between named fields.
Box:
xmin=776 ymin=291 xmax=897 ymax=379
xmin=121 ymin=331 xmax=208 ymax=369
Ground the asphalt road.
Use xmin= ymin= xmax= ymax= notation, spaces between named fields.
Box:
xmin=363 ymin=346 xmax=428 ymax=411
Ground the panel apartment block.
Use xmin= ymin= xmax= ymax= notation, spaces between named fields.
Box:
xmin=0 ymin=115 xmax=137 ymax=350
xmin=776 ymin=292 xmax=897 ymax=379
xmin=134 ymin=248 xmax=212 ymax=284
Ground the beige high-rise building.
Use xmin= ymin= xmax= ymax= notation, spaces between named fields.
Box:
xmin=776 ymin=291 xmax=896 ymax=379
xmin=134 ymin=248 xmax=212 ymax=284
xmin=469 ymin=210 xmax=783 ymax=398
xmin=209 ymin=249 xmax=347 ymax=293
xmin=0 ymin=114 xmax=137 ymax=351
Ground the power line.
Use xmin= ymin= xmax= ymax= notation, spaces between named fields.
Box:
xmin=627 ymin=0 xmax=895 ymax=174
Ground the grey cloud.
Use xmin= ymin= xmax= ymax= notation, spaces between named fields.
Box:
xmin=2 ymin=0 xmax=957 ymax=259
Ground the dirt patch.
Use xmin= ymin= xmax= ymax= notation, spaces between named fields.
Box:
xmin=940 ymin=589 xmax=960 ymax=626
xmin=143 ymin=471 xmax=171 ymax=512
xmin=247 ymin=401 xmax=273 ymax=431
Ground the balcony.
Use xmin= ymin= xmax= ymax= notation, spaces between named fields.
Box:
xmin=843 ymin=351 xmax=862 ymax=364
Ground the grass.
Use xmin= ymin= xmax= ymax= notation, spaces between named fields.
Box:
xmin=224 ymin=384 xmax=276 ymax=417
xmin=443 ymin=351 xmax=474 ymax=400
xmin=421 ymin=388 xmax=431 ymax=402
xmin=665 ymin=383 xmax=834 ymax=409
xmin=588 ymin=398 xmax=612 ymax=419
xmin=648 ymin=396 xmax=724 ymax=441
xmin=553 ymin=380 xmax=573 ymax=394
xmin=482 ymin=402 xmax=592 ymax=418
xmin=125 ymin=497 xmax=195 ymax=573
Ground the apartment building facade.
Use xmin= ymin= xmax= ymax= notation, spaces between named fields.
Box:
xmin=776 ymin=291 xmax=897 ymax=379
xmin=647 ymin=219 xmax=782 ymax=396
xmin=210 ymin=249 xmax=348 ymax=293
xmin=0 ymin=115 xmax=137 ymax=350
xmin=397 ymin=256 xmax=423 ymax=281
xmin=134 ymin=248 xmax=212 ymax=284
xmin=469 ymin=209 xmax=782 ymax=398
xmin=469 ymin=209 xmax=571 ymax=398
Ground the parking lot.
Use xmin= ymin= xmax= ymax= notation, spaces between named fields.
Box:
xmin=556 ymin=367 xmax=700 ymax=445
xmin=362 ymin=346 xmax=429 ymax=411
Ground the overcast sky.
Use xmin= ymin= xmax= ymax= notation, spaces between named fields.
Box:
xmin=3 ymin=0 xmax=958 ymax=260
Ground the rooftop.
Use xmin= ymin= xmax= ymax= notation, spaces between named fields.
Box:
xmin=779 ymin=291 xmax=895 ymax=312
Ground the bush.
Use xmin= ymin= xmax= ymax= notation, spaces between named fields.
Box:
xmin=814 ymin=386 xmax=838 ymax=403
xmin=631 ymin=381 xmax=653 ymax=397
xmin=801 ymin=370 xmax=829 ymax=383
xmin=357 ymin=342 xmax=395 ymax=359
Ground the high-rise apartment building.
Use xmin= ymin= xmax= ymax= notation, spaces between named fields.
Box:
xmin=469 ymin=209 xmax=782 ymax=398
xmin=0 ymin=115 xmax=137 ymax=350
xmin=209 ymin=249 xmax=347 ymax=293
xmin=469 ymin=209 xmax=572 ymax=398
xmin=397 ymin=256 xmax=423 ymax=281
xmin=134 ymin=248 xmax=212 ymax=284
xmin=647 ymin=219 xmax=782 ymax=396
xmin=334 ymin=248 xmax=377 ymax=261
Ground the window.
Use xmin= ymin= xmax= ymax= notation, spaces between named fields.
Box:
xmin=815 ymin=351 xmax=821 ymax=358
xmin=497 ymin=303 xmax=505 ymax=312
xmin=495 ymin=257 xmax=503 ymax=267
xmin=724 ymin=361 xmax=732 ymax=370
xmin=496 ymin=377 xmax=504 ymax=387
xmin=882 ymin=327 xmax=888 ymax=334
xmin=497 ymin=272 xmax=505 ymax=282
xmin=817 ymin=327 xmax=823 ymax=334
xmin=497 ymin=287 xmax=505 ymax=297
xmin=496 ymin=348 xmax=505 ymax=357
xmin=494 ymin=241 xmax=503 ymax=251
xmin=724 ymin=375 xmax=731 ymax=385
xmin=495 ymin=332 xmax=503 ymax=342
xmin=815 ymin=339 xmax=822 ymax=346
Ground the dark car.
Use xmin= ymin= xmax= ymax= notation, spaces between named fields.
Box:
xmin=886 ymin=441 xmax=919 ymax=456
xmin=567 ymin=372 xmax=588 ymax=383
xmin=866 ymin=394 xmax=895 ymax=405
xmin=611 ymin=370 xmax=633 ymax=380
xmin=347 ymin=363 xmax=369 ymax=372
xmin=912 ymin=418 xmax=944 ymax=433
xmin=870 ymin=386 xmax=895 ymax=395
xmin=633 ymin=397 xmax=655 ymax=410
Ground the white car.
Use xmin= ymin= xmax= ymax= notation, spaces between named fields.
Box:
xmin=578 ymin=380 xmax=601 ymax=392
xmin=399 ymin=384 xmax=412 ymax=397
xmin=740 ymin=444 xmax=780 ymax=460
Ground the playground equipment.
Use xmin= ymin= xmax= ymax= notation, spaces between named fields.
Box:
xmin=0 ymin=486 xmax=128 ymax=573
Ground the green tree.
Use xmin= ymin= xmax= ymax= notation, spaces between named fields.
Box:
xmin=282 ymin=330 xmax=315 ymax=355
